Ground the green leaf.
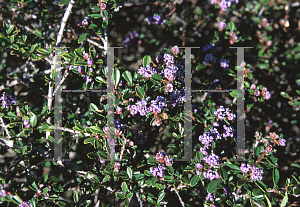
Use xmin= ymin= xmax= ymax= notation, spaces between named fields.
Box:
xmin=13 ymin=195 xmax=22 ymax=204
xmin=73 ymin=190 xmax=79 ymax=203
xmin=280 ymin=92 xmax=290 ymax=99
xmin=78 ymin=33 xmax=88 ymax=43
xmin=252 ymin=188 xmax=263 ymax=196
xmin=190 ymin=175 xmax=200 ymax=187
xmin=84 ymin=137 xmax=96 ymax=144
xmin=34 ymin=30 xmax=42 ymax=37
xmin=30 ymin=112 xmax=37 ymax=127
xmin=121 ymin=182 xmax=129 ymax=193
xmin=136 ymin=86 xmax=145 ymax=98
xmin=273 ymin=168 xmax=280 ymax=185
xmin=122 ymin=71 xmax=133 ymax=86
xmin=280 ymin=191 xmax=288 ymax=207
xmin=90 ymin=103 xmax=99 ymax=112
xmin=207 ymin=179 xmax=221 ymax=193
xmin=6 ymin=25 xmax=15 ymax=35
xmin=115 ymin=192 xmax=125 ymax=199
xmin=95 ymin=76 xmax=106 ymax=83
xmin=12 ymin=44 xmax=19 ymax=50
xmin=147 ymin=197 xmax=156 ymax=204
xmin=220 ymin=166 xmax=228 ymax=182
xmin=264 ymin=194 xmax=272 ymax=207
xmin=37 ymin=48 xmax=50 ymax=55
xmin=114 ymin=68 xmax=121 ymax=86
xmin=74 ymin=48 xmax=83 ymax=58
xmin=90 ymin=126 xmax=102 ymax=134
xmin=228 ymin=21 xmax=235 ymax=31
xmin=157 ymin=192 xmax=166 ymax=204
xmin=151 ymin=74 xmax=162 ymax=82
xmin=127 ymin=167 xmax=132 ymax=179
xmin=142 ymin=55 xmax=151 ymax=67
xmin=59 ymin=0 xmax=70 ymax=6
xmin=89 ymin=13 xmax=102 ymax=19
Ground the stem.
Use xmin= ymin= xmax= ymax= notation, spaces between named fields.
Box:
xmin=46 ymin=0 xmax=75 ymax=142
xmin=171 ymin=187 xmax=185 ymax=207
xmin=0 ymin=117 xmax=11 ymax=138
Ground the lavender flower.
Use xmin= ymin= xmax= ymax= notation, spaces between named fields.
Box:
xmin=203 ymin=152 xmax=220 ymax=167
xmin=203 ymin=170 xmax=219 ymax=180
xmin=18 ymin=201 xmax=31 ymax=207
xmin=250 ymin=166 xmax=264 ymax=182
xmin=163 ymin=54 xmax=174 ymax=66
xmin=240 ymin=163 xmax=252 ymax=173
xmin=81 ymin=19 xmax=88 ymax=27
xmin=0 ymin=189 xmax=7 ymax=197
xmin=220 ymin=58 xmax=229 ymax=68
xmin=87 ymin=58 xmax=93 ymax=67
xmin=156 ymin=54 xmax=163 ymax=63
xmin=165 ymin=83 xmax=173 ymax=93
xmin=85 ymin=75 xmax=92 ymax=83
xmin=278 ymin=139 xmax=286 ymax=146
xmin=137 ymin=65 xmax=157 ymax=78
xmin=218 ymin=21 xmax=227 ymax=31
xmin=150 ymin=165 xmax=165 ymax=177
xmin=204 ymin=53 xmax=216 ymax=65
xmin=171 ymin=45 xmax=179 ymax=55
xmin=206 ymin=193 xmax=215 ymax=202
xmin=1 ymin=93 xmax=17 ymax=108
xmin=196 ymin=163 xmax=203 ymax=169
xmin=78 ymin=66 xmax=84 ymax=73
xmin=114 ymin=162 xmax=121 ymax=173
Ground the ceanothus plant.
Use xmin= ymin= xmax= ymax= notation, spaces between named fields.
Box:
xmin=1 ymin=0 xmax=300 ymax=207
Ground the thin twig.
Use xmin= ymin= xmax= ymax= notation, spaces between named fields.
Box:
xmin=87 ymin=38 xmax=105 ymax=49
xmin=171 ymin=187 xmax=185 ymax=207
xmin=52 ymin=67 xmax=70 ymax=97
xmin=0 ymin=117 xmax=11 ymax=139
xmin=47 ymin=0 xmax=75 ymax=142
xmin=135 ymin=191 xmax=143 ymax=207
xmin=104 ymin=29 xmax=108 ymax=55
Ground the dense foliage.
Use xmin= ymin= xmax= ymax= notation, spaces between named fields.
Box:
xmin=1 ymin=0 xmax=300 ymax=206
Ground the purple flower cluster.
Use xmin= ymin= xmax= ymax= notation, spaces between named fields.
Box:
xmin=150 ymin=152 xmax=173 ymax=177
xmin=278 ymin=139 xmax=286 ymax=146
xmin=220 ymin=58 xmax=229 ymax=68
xmin=0 ymin=189 xmax=7 ymax=197
xmin=164 ymin=65 xmax=178 ymax=82
xmin=114 ymin=162 xmax=121 ymax=173
xmin=203 ymin=152 xmax=220 ymax=167
xmin=171 ymin=46 xmax=179 ymax=55
xmin=103 ymin=119 xmax=127 ymax=136
xmin=145 ymin=14 xmax=166 ymax=25
xmin=163 ymin=54 xmax=174 ymax=66
xmin=214 ymin=105 xmax=236 ymax=120
xmin=250 ymin=166 xmax=264 ymax=182
xmin=137 ymin=65 xmax=157 ymax=78
xmin=150 ymin=164 xmax=165 ymax=177
xmin=240 ymin=163 xmax=264 ymax=182
xmin=1 ymin=93 xmax=17 ymax=108
xmin=23 ymin=119 xmax=31 ymax=129
xmin=204 ymin=53 xmax=216 ymax=65
xmin=203 ymin=169 xmax=220 ymax=181
xmin=240 ymin=163 xmax=252 ymax=173
xmin=210 ymin=0 xmax=238 ymax=11
xmin=165 ymin=83 xmax=173 ymax=93
xmin=75 ymin=17 xmax=89 ymax=28
xmin=218 ymin=21 xmax=227 ymax=31
xmin=206 ymin=193 xmax=215 ymax=202
xmin=18 ymin=201 xmax=31 ymax=207
xmin=250 ymin=84 xmax=271 ymax=101
xmin=123 ymin=31 xmax=139 ymax=48
xmin=127 ymin=97 xmax=167 ymax=116
xmin=169 ymin=89 xmax=185 ymax=107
